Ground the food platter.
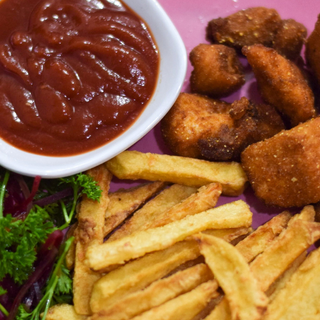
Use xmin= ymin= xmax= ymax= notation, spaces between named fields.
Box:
xmin=111 ymin=0 xmax=320 ymax=229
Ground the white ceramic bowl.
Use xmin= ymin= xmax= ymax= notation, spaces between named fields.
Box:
xmin=0 ymin=0 xmax=187 ymax=178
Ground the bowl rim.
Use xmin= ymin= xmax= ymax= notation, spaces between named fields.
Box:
xmin=0 ymin=0 xmax=187 ymax=178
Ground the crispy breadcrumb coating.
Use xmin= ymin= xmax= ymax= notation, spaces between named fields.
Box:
xmin=189 ymin=44 xmax=245 ymax=98
xmin=272 ymin=19 xmax=307 ymax=61
xmin=161 ymin=93 xmax=284 ymax=161
xmin=243 ymin=44 xmax=315 ymax=127
xmin=241 ymin=117 xmax=320 ymax=208
xmin=306 ymin=14 xmax=320 ymax=87
xmin=207 ymin=7 xmax=281 ymax=51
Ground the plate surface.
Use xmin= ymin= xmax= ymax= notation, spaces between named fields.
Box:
xmin=115 ymin=0 xmax=320 ymax=228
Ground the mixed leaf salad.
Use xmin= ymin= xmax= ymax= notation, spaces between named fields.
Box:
xmin=0 ymin=167 xmax=102 ymax=320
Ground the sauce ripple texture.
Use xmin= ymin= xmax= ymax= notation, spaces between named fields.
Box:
xmin=0 ymin=0 xmax=159 ymax=156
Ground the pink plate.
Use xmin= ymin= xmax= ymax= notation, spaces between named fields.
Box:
xmin=111 ymin=0 xmax=320 ymax=228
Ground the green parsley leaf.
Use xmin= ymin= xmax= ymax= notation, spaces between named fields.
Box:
xmin=0 ymin=207 xmax=56 ymax=284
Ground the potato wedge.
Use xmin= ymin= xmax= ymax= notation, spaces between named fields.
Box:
xmin=86 ymin=200 xmax=252 ymax=270
xmin=130 ymin=280 xmax=219 ymax=320
xmin=90 ymin=263 xmax=212 ymax=320
xmin=195 ymin=234 xmax=268 ymax=320
xmin=108 ymin=184 xmax=197 ymax=241
xmin=73 ymin=165 xmax=112 ymax=315
xmin=106 ymin=151 xmax=248 ymax=196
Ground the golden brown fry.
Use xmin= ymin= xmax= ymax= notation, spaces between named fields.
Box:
xmin=235 ymin=211 xmax=292 ymax=263
xmin=130 ymin=280 xmax=219 ymax=320
xmin=241 ymin=118 xmax=320 ymax=207
xmin=90 ymin=240 xmax=201 ymax=313
xmin=104 ymin=181 xmax=167 ymax=237
xmin=189 ymin=44 xmax=245 ymax=97
xmin=250 ymin=220 xmax=320 ymax=292
xmin=204 ymin=217 xmax=320 ymax=320
xmin=288 ymin=205 xmax=315 ymax=225
xmin=263 ymin=247 xmax=320 ymax=320
xmin=108 ymin=184 xmax=197 ymax=241
xmin=73 ymin=165 xmax=112 ymax=315
xmin=195 ymin=234 xmax=268 ymax=320
xmin=137 ymin=182 xmax=222 ymax=231
xmin=207 ymin=7 xmax=281 ymax=50
xmin=90 ymin=227 xmax=249 ymax=313
xmin=45 ymin=304 xmax=87 ymax=320
xmin=86 ymin=200 xmax=252 ymax=270
xmin=89 ymin=264 xmax=212 ymax=320
xmin=265 ymin=251 xmax=307 ymax=301
xmin=242 ymin=44 xmax=315 ymax=127
xmin=272 ymin=19 xmax=307 ymax=60
xmin=106 ymin=151 xmax=248 ymax=196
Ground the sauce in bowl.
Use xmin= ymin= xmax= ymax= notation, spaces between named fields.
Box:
xmin=0 ymin=0 xmax=159 ymax=156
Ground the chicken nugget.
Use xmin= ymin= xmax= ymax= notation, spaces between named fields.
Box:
xmin=272 ymin=19 xmax=307 ymax=61
xmin=189 ymin=44 xmax=245 ymax=98
xmin=243 ymin=44 xmax=315 ymax=127
xmin=207 ymin=7 xmax=281 ymax=51
xmin=161 ymin=93 xmax=284 ymax=161
xmin=306 ymin=14 xmax=320 ymax=86
xmin=161 ymin=93 xmax=232 ymax=159
xmin=241 ymin=117 xmax=320 ymax=208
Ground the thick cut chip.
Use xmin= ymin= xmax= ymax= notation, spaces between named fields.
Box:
xmin=108 ymin=184 xmax=197 ymax=241
xmin=89 ymin=240 xmax=200 ymax=313
xmin=86 ymin=200 xmax=252 ymax=270
xmin=104 ymin=181 xmax=167 ymax=237
xmin=263 ymin=247 xmax=320 ymax=320
xmin=45 ymin=304 xmax=87 ymax=320
xmin=130 ymin=280 xmax=219 ymax=320
xmin=235 ymin=211 xmax=292 ymax=263
xmin=195 ymin=234 xmax=268 ymax=320
xmin=73 ymin=165 xmax=112 ymax=315
xmin=106 ymin=151 xmax=248 ymax=196
xmin=90 ymin=263 xmax=212 ymax=320
xmin=205 ymin=219 xmax=320 ymax=320
xmin=90 ymin=227 xmax=248 ymax=313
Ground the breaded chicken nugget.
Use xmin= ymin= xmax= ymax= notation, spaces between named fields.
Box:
xmin=306 ymin=14 xmax=320 ymax=86
xmin=272 ymin=19 xmax=307 ymax=61
xmin=241 ymin=117 xmax=320 ymax=208
xmin=243 ymin=44 xmax=315 ymax=127
xmin=207 ymin=7 xmax=281 ymax=51
xmin=189 ymin=44 xmax=245 ymax=98
xmin=161 ymin=93 xmax=232 ymax=159
xmin=161 ymin=93 xmax=284 ymax=161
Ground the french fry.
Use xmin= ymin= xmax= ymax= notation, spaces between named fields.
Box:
xmin=90 ymin=240 xmax=201 ymax=313
xmin=106 ymin=150 xmax=248 ymax=196
xmin=235 ymin=211 xmax=292 ymax=263
xmin=108 ymin=184 xmax=197 ymax=241
xmin=45 ymin=304 xmax=87 ymax=320
xmin=73 ymin=165 xmax=112 ymax=315
xmin=250 ymin=220 xmax=320 ymax=292
xmin=205 ymin=219 xmax=320 ymax=320
xmin=86 ymin=200 xmax=252 ymax=270
xmin=65 ymin=222 xmax=78 ymax=270
xmin=265 ymin=251 xmax=307 ymax=301
xmin=287 ymin=205 xmax=315 ymax=225
xmin=195 ymin=234 xmax=268 ymax=320
xmin=90 ymin=227 xmax=249 ymax=313
xmin=104 ymin=181 xmax=167 ymax=237
xmin=262 ymin=247 xmax=320 ymax=320
xmin=89 ymin=263 xmax=212 ymax=320
xmin=141 ymin=182 xmax=222 ymax=230
xmin=130 ymin=280 xmax=219 ymax=320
